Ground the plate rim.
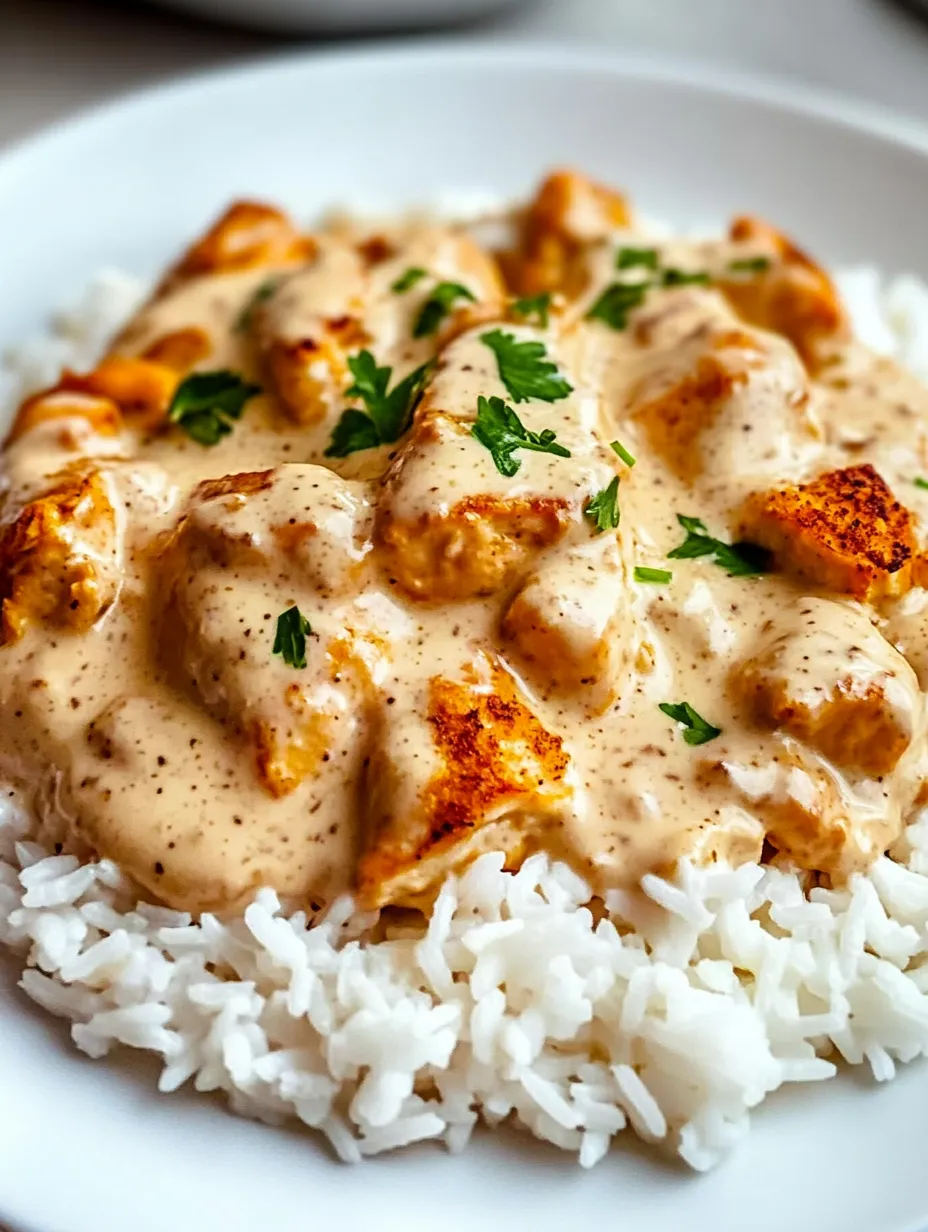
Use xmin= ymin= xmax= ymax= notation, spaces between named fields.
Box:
xmin=4 ymin=39 xmax=928 ymax=189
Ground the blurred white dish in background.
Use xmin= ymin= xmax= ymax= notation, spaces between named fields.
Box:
xmin=146 ymin=0 xmax=528 ymax=32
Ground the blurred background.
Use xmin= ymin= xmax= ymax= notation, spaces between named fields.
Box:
xmin=5 ymin=0 xmax=928 ymax=153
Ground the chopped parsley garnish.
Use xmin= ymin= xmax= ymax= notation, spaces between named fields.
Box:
xmin=471 ymin=394 xmax=571 ymax=478
xmin=391 ymin=266 xmax=427 ymax=293
xmin=235 ymin=279 xmax=278 ymax=333
xmin=511 ymin=292 xmax=552 ymax=328
xmin=167 ymin=371 xmax=261 ymax=446
xmin=634 ymin=566 xmax=672 ymax=584
xmin=324 ymin=350 xmax=433 ymax=457
xmin=667 ymin=513 xmax=769 ymax=577
xmin=586 ymin=281 xmax=650 ymax=331
xmin=413 ymin=280 xmax=475 ymax=337
xmin=659 ymin=701 xmax=722 ymax=746
xmin=611 ymin=439 xmax=636 ymax=467
xmin=914 ymin=477 xmax=928 ymax=491
xmin=661 ymin=268 xmax=712 ymax=287
xmin=585 ymin=477 xmax=620 ymax=533
xmin=727 ymin=256 xmax=772 ymax=276
xmin=616 ymin=246 xmax=659 ymax=271
xmin=272 ymin=606 xmax=312 ymax=669
xmin=480 ymin=329 xmax=573 ymax=404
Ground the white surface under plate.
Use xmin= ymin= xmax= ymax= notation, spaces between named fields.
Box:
xmin=2 ymin=44 xmax=928 ymax=1232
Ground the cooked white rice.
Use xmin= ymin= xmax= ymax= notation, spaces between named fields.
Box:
xmin=3 ymin=261 xmax=928 ymax=1172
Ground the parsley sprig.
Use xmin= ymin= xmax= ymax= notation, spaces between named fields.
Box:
xmin=914 ymin=477 xmax=928 ymax=491
xmin=168 ymin=371 xmax=261 ymax=446
xmin=511 ymin=292 xmax=552 ymax=327
xmin=471 ymin=394 xmax=571 ymax=478
xmin=586 ymin=282 xmax=650 ymax=330
xmin=392 ymin=266 xmax=427 ymax=293
xmin=273 ymin=606 xmax=313 ymax=669
xmin=414 ymin=281 xmax=475 ymax=337
xmin=727 ymin=256 xmax=772 ymax=276
xmin=585 ymin=477 xmax=620 ymax=533
xmin=634 ymin=566 xmax=672 ymax=584
xmin=616 ymin=246 xmax=659 ymax=271
xmin=235 ymin=279 xmax=278 ymax=333
xmin=667 ymin=514 xmax=769 ymax=577
xmin=659 ymin=701 xmax=722 ymax=746
xmin=324 ymin=350 xmax=433 ymax=457
xmin=480 ymin=329 xmax=573 ymax=404
xmin=587 ymin=246 xmax=713 ymax=332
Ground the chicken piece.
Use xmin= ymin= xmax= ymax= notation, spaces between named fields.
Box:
xmin=733 ymin=598 xmax=921 ymax=777
xmin=159 ymin=200 xmax=315 ymax=293
xmin=375 ymin=325 xmax=615 ymax=602
xmin=7 ymin=388 xmax=123 ymax=447
xmin=502 ymin=535 xmax=631 ymax=712
xmin=508 ymin=169 xmax=632 ymax=297
xmin=629 ymin=323 xmax=820 ymax=485
xmin=719 ymin=216 xmax=849 ymax=372
xmin=160 ymin=463 xmax=379 ymax=797
xmin=885 ymin=593 xmax=928 ymax=691
xmin=357 ymin=654 xmax=573 ymax=908
xmin=9 ymin=354 xmax=185 ymax=444
xmin=739 ymin=464 xmax=917 ymax=602
xmin=256 ymin=228 xmax=505 ymax=426
xmin=0 ymin=467 xmax=119 ymax=644
xmin=140 ymin=326 xmax=213 ymax=372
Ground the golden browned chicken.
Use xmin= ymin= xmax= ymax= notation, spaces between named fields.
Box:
xmin=739 ymin=464 xmax=917 ymax=602
xmin=3 ymin=172 xmax=928 ymax=920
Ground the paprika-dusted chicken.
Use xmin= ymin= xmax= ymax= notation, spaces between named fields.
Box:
xmin=3 ymin=170 xmax=928 ymax=917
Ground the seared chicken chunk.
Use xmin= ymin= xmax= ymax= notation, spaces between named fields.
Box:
xmin=376 ymin=325 xmax=617 ymax=602
xmin=508 ymin=169 xmax=632 ymax=297
xmin=0 ymin=467 xmax=120 ymax=644
xmin=628 ymin=321 xmax=820 ymax=486
xmin=502 ymin=534 xmax=632 ymax=711
xmin=256 ymin=228 xmax=504 ymax=426
xmin=720 ymin=216 xmax=849 ymax=372
xmin=739 ymin=464 xmax=917 ymax=601
xmin=159 ymin=200 xmax=315 ymax=294
xmin=160 ymin=464 xmax=381 ymax=797
xmin=357 ymin=653 xmax=573 ymax=908
xmin=733 ymin=597 xmax=921 ymax=776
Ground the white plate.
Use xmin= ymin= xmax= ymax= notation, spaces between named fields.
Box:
xmin=3 ymin=44 xmax=928 ymax=1232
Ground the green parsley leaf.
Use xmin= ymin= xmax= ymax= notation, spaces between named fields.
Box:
xmin=235 ymin=279 xmax=278 ymax=333
xmin=667 ymin=513 xmax=769 ymax=577
xmin=414 ymin=281 xmax=476 ymax=337
xmin=324 ymin=351 xmax=434 ymax=457
xmin=511 ymin=292 xmax=552 ymax=328
xmin=392 ymin=266 xmax=427 ymax=293
xmin=324 ymin=408 xmax=381 ymax=457
xmin=914 ymin=477 xmax=928 ymax=491
xmin=661 ymin=268 xmax=712 ymax=287
xmin=727 ymin=256 xmax=772 ymax=276
xmin=616 ymin=246 xmax=659 ymax=271
xmin=584 ymin=477 xmax=620 ymax=533
xmin=611 ymin=439 xmax=636 ymax=467
xmin=471 ymin=394 xmax=571 ymax=477
xmin=659 ymin=701 xmax=722 ymax=746
xmin=634 ymin=566 xmax=672 ymax=584
xmin=272 ymin=606 xmax=313 ymax=670
xmin=586 ymin=281 xmax=650 ymax=331
xmin=480 ymin=329 xmax=573 ymax=404
xmin=168 ymin=370 xmax=261 ymax=446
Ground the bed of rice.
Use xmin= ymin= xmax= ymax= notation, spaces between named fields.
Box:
xmin=3 ymin=260 xmax=928 ymax=1172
